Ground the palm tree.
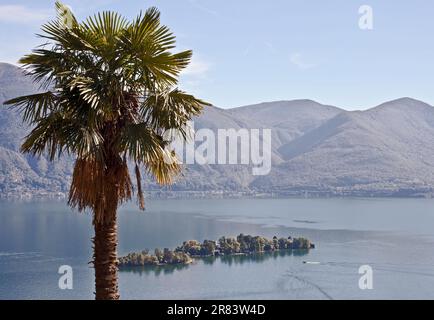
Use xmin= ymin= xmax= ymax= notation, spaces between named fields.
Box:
xmin=5 ymin=2 xmax=207 ymax=300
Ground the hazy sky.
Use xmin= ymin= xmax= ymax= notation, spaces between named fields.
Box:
xmin=0 ymin=0 xmax=433 ymax=110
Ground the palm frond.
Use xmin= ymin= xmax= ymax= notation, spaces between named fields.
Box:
xmin=118 ymin=123 xmax=181 ymax=185
xmin=118 ymin=8 xmax=190 ymax=87
xmin=144 ymin=149 xmax=181 ymax=185
xmin=82 ymin=11 xmax=128 ymax=40
xmin=21 ymin=112 xmax=104 ymax=161
xmin=118 ymin=122 xmax=166 ymax=161
xmin=142 ymin=88 xmax=208 ymax=139
xmin=4 ymin=92 xmax=58 ymax=124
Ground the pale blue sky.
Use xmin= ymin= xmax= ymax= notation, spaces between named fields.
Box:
xmin=0 ymin=0 xmax=433 ymax=110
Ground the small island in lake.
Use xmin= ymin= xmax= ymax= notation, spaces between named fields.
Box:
xmin=118 ymin=234 xmax=315 ymax=267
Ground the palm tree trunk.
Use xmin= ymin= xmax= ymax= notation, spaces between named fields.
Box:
xmin=93 ymin=214 xmax=120 ymax=300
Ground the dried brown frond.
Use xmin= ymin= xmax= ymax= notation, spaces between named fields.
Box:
xmin=134 ymin=163 xmax=145 ymax=210
xmin=69 ymin=157 xmax=132 ymax=225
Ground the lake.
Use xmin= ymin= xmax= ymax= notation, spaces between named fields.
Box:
xmin=1 ymin=198 xmax=434 ymax=299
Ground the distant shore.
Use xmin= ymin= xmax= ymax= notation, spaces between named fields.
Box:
xmin=1 ymin=189 xmax=433 ymax=201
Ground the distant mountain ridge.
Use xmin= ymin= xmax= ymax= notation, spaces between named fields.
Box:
xmin=1 ymin=62 xmax=434 ymax=198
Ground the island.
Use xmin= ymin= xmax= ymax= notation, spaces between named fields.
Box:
xmin=118 ymin=234 xmax=315 ymax=267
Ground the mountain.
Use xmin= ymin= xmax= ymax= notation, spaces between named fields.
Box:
xmin=229 ymin=100 xmax=342 ymax=150
xmin=1 ymin=62 xmax=434 ymax=198
xmin=253 ymin=98 xmax=434 ymax=196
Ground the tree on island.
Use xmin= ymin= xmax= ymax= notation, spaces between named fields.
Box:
xmin=5 ymin=2 xmax=206 ymax=300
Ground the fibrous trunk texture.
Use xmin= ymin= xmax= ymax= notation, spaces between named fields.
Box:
xmin=93 ymin=215 xmax=119 ymax=300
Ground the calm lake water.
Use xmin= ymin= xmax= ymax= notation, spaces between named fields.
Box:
xmin=1 ymin=198 xmax=434 ymax=300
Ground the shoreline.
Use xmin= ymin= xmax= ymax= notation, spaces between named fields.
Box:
xmin=1 ymin=190 xmax=433 ymax=202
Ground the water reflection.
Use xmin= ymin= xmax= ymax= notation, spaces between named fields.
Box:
xmin=205 ymin=249 xmax=310 ymax=266
xmin=119 ymin=263 xmax=190 ymax=276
